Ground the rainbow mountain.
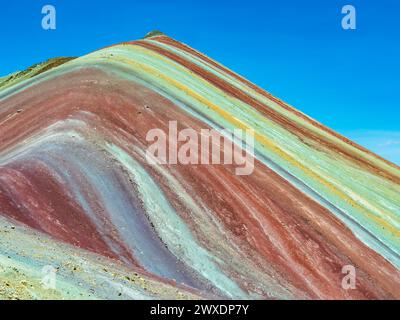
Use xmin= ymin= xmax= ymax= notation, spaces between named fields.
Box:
xmin=0 ymin=32 xmax=399 ymax=299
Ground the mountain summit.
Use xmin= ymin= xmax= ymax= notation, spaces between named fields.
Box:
xmin=0 ymin=34 xmax=399 ymax=299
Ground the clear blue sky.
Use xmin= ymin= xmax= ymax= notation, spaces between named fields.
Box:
xmin=1 ymin=0 xmax=399 ymax=163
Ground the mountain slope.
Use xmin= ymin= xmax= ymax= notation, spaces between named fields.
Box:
xmin=0 ymin=33 xmax=399 ymax=299
xmin=0 ymin=57 xmax=75 ymax=91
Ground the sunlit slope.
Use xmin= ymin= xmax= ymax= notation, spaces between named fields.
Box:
xmin=0 ymin=57 xmax=74 ymax=91
xmin=0 ymin=33 xmax=398 ymax=299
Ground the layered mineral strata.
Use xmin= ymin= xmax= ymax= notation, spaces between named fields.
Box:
xmin=0 ymin=33 xmax=399 ymax=299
